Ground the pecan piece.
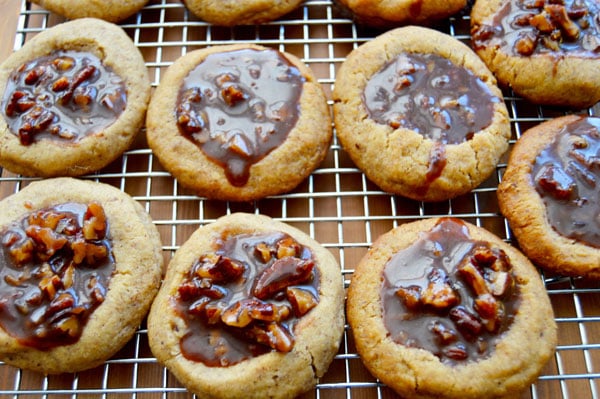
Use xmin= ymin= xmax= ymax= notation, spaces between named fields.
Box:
xmin=421 ymin=268 xmax=459 ymax=311
xmin=529 ymin=11 xmax=555 ymax=33
xmin=395 ymin=285 xmax=422 ymax=311
xmin=253 ymin=257 xmax=314 ymax=300
xmin=514 ymin=31 xmax=538 ymax=55
xmin=221 ymin=299 xmax=255 ymax=328
xmin=178 ymin=279 xmax=227 ymax=301
xmin=71 ymin=239 xmax=108 ymax=265
xmin=545 ymin=4 xmax=580 ymax=40
xmin=276 ymin=237 xmax=301 ymax=259
xmin=286 ymin=287 xmax=318 ymax=317
xmin=221 ymin=85 xmax=247 ymax=107
xmin=52 ymin=315 xmax=81 ymax=338
xmin=83 ymin=202 xmax=107 ymax=240
xmin=430 ymin=321 xmax=459 ymax=346
xmin=245 ymin=323 xmax=294 ymax=353
xmin=26 ymin=225 xmax=68 ymax=259
xmin=535 ymin=163 xmax=577 ymax=200
xmin=254 ymin=242 xmax=273 ymax=263
xmin=449 ymin=306 xmax=483 ymax=339
xmin=24 ymin=66 xmax=45 ymax=85
xmin=193 ymin=254 xmax=245 ymax=283
xmin=458 ymin=261 xmax=489 ymax=296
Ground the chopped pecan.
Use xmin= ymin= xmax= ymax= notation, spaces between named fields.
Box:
xmin=245 ymin=323 xmax=294 ymax=353
xmin=253 ymin=257 xmax=314 ymax=299
xmin=286 ymin=287 xmax=318 ymax=317
xmin=254 ymin=242 xmax=273 ymax=263
xmin=458 ymin=261 xmax=489 ymax=296
xmin=226 ymin=133 xmax=253 ymax=158
xmin=193 ymin=254 xmax=245 ymax=283
xmin=514 ymin=31 xmax=538 ymax=55
xmin=430 ymin=321 xmax=459 ymax=346
xmin=395 ymin=285 xmax=422 ymax=311
xmin=221 ymin=300 xmax=255 ymax=328
xmin=545 ymin=4 xmax=580 ymax=40
xmin=177 ymin=279 xmax=227 ymax=301
xmin=71 ymin=239 xmax=108 ymax=265
xmin=421 ymin=268 xmax=459 ymax=311
xmin=83 ymin=202 xmax=107 ymax=240
xmin=276 ymin=237 xmax=301 ymax=259
xmin=449 ymin=306 xmax=483 ymax=339
xmin=221 ymin=85 xmax=247 ymax=107
xmin=535 ymin=163 xmax=577 ymax=200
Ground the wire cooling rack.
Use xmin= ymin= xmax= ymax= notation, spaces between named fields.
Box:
xmin=1 ymin=0 xmax=600 ymax=398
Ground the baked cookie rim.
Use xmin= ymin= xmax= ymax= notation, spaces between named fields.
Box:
xmin=0 ymin=177 xmax=163 ymax=373
xmin=497 ymin=115 xmax=600 ymax=278
xmin=346 ymin=217 xmax=557 ymax=398
xmin=0 ymin=18 xmax=151 ymax=176
xmin=147 ymin=212 xmax=345 ymax=398
xmin=332 ymin=26 xmax=511 ymax=201
xmin=146 ymin=43 xmax=332 ymax=201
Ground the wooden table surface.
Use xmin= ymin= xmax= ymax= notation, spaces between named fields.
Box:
xmin=0 ymin=1 xmax=599 ymax=399
xmin=0 ymin=0 xmax=20 ymax=61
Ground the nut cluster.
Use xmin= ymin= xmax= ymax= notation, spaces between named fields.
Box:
xmin=176 ymin=235 xmax=318 ymax=355
xmin=0 ymin=202 xmax=112 ymax=348
xmin=3 ymin=51 xmax=126 ymax=145
xmin=535 ymin=132 xmax=597 ymax=200
xmin=513 ymin=0 xmax=599 ymax=55
xmin=395 ymin=245 xmax=515 ymax=361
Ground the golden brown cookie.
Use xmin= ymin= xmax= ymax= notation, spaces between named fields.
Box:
xmin=471 ymin=0 xmax=600 ymax=108
xmin=0 ymin=177 xmax=163 ymax=374
xmin=146 ymin=44 xmax=331 ymax=202
xmin=334 ymin=0 xmax=467 ymax=27
xmin=0 ymin=18 xmax=151 ymax=177
xmin=29 ymin=0 xmax=148 ymax=22
xmin=333 ymin=26 xmax=510 ymax=202
xmin=498 ymin=115 xmax=600 ymax=279
xmin=347 ymin=217 xmax=557 ymax=399
xmin=182 ymin=0 xmax=303 ymax=26
xmin=147 ymin=213 xmax=344 ymax=399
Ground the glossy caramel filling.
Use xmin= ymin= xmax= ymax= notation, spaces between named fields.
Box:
xmin=2 ymin=50 xmax=127 ymax=145
xmin=533 ymin=116 xmax=600 ymax=247
xmin=0 ymin=202 xmax=114 ymax=349
xmin=472 ymin=0 xmax=600 ymax=56
xmin=382 ymin=218 xmax=519 ymax=364
xmin=173 ymin=231 xmax=319 ymax=367
xmin=176 ymin=49 xmax=305 ymax=187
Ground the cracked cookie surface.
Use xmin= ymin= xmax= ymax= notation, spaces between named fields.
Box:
xmin=333 ymin=26 xmax=510 ymax=201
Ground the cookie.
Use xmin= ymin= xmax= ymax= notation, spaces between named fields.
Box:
xmin=29 ymin=0 xmax=148 ymax=23
xmin=347 ymin=217 xmax=557 ymax=399
xmin=182 ymin=0 xmax=303 ymax=26
xmin=0 ymin=18 xmax=151 ymax=177
xmin=333 ymin=26 xmax=510 ymax=202
xmin=147 ymin=213 xmax=344 ymax=399
xmin=498 ymin=115 xmax=600 ymax=279
xmin=146 ymin=44 xmax=331 ymax=202
xmin=0 ymin=177 xmax=163 ymax=374
xmin=334 ymin=0 xmax=467 ymax=27
xmin=471 ymin=0 xmax=600 ymax=108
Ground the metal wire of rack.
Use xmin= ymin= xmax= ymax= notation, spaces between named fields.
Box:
xmin=0 ymin=0 xmax=599 ymax=398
